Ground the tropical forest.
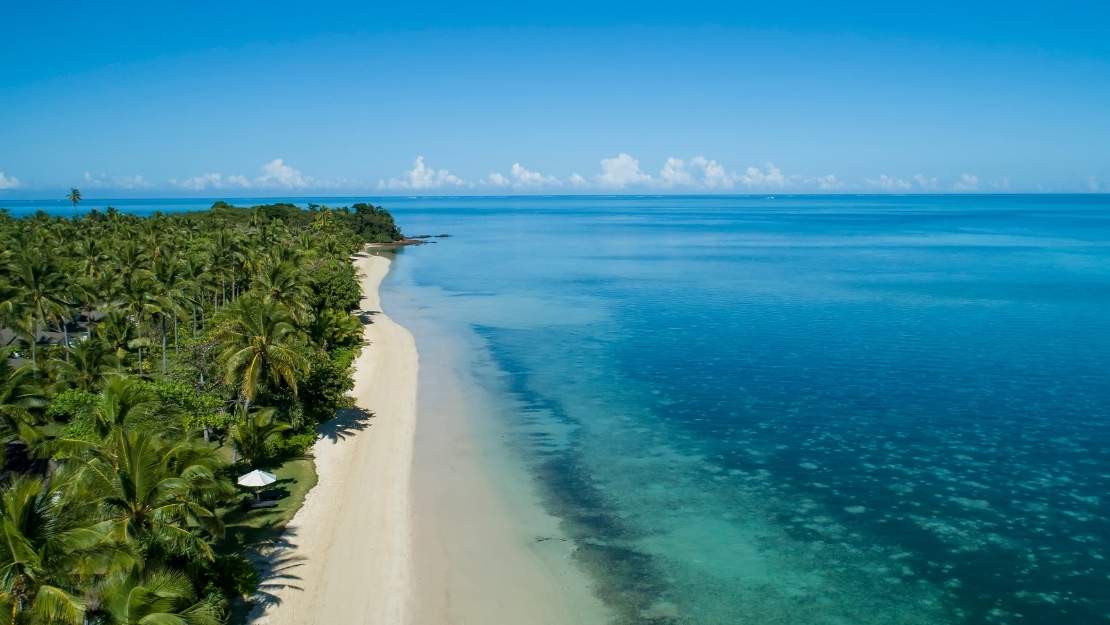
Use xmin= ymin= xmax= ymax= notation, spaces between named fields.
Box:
xmin=0 ymin=200 xmax=403 ymax=624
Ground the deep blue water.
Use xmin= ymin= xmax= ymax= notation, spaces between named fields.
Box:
xmin=9 ymin=194 xmax=1110 ymax=623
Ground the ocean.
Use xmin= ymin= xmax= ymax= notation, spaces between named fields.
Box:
xmin=8 ymin=194 xmax=1110 ymax=624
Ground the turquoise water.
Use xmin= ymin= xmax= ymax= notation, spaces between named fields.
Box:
xmin=8 ymin=195 xmax=1110 ymax=623
xmin=378 ymin=196 xmax=1110 ymax=625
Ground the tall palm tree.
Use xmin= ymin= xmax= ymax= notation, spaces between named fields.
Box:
xmin=214 ymin=295 xmax=307 ymax=406
xmin=150 ymin=254 xmax=191 ymax=374
xmin=94 ymin=309 xmax=138 ymax=370
xmin=0 ymin=358 xmax=46 ymax=443
xmin=7 ymin=254 xmax=70 ymax=372
xmin=52 ymin=340 xmax=121 ymax=391
xmin=66 ymin=188 xmax=81 ymax=211
xmin=118 ymin=272 xmax=162 ymax=377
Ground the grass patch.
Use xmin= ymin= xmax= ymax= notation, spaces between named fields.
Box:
xmin=220 ymin=453 xmax=317 ymax=624
xmin=223 ymin=455 xmax=318 ymax=549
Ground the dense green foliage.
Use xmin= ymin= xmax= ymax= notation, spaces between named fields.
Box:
xmin=0 ymin=199 xmax=397 ymax=623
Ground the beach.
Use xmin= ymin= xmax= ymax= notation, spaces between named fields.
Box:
xmin=253 ymin=251 xmax=607 ymax=625
xmin=253 ymin=252 xmax=417 ymax=624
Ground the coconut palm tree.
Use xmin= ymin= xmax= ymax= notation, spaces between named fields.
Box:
xmin=0 ymin=358 xmax=46 ymax=443
xmin=91 ymin=376 xmax=158 ymax=437
xmin=53 ymin=339 xmax=120 ymax=391
xmin=66 ymin=188 xmax=81 ymax=211
xmin=76 ymin=429 xmax=228 ymax=562
xmin=118 ymin=272 xmax=163 ymax=377
xmin=94 ymin=309 xmax=138 ymax=369
xmin=150 ymin=254 xmax=191 ymax=374
xmin=229 ymin=405 xmax=289 ymax=467
xmin=6 ymin=254 xmax=70 ymax=372
xmin=214 ymin=295 xmax=307 ymax=406
xmin=93 ymin=567 xmax=220 ymax=625
xmin=0 ymin=477 xmax=124 ymax=625
xmin=253 ymin=260 xmax=311 ymax=323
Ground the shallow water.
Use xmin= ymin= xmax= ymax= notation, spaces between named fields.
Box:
xmin=10 ymin=194 xmax=1110 ymax=623
xmin=378 ymin=196 xmax=1110 ymax=625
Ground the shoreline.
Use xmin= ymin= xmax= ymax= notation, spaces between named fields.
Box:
xmin=252 ymin=251 xmax=418 ymax=624
xmin=253 ymin=249 xmax=609 ymax=625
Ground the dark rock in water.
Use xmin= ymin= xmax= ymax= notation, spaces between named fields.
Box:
xmin=434 ymin=233 xmax=452 ymax=238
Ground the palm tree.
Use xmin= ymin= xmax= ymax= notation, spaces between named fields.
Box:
xmin=91 ymin=376 xmax=157 ymax=437
xmin=253 ymin=260 xmax=311 ymax=323
xmin=94 ymin=309 xmax=138 ymax=369
xmin=7 ymin=254 xmax=70 ymax=372
xmin=66 ymin=188 xmax=81 ymax=211
xmin=94 ymin=567 xmax=220 ymax=625
xmin=309 ymin=308 xmax=363 ymax=351
xmin=0 ymin=477 xmax=123 ymax=625
xmin=118 ymin=272 xmax=163 ymax=377
xmin=53 ymin=339 xmax=120 ymax=391
xmin=0 ymin=358 xmax=46 ymax=444
xmin=150 ymin=254 xmax=191 ymax=374
xmin=214 ymin=295 xmax=307 ymax=406
xmin=0 ymin=359 xmax=46 ymax=461
xmin=229 ymin=405 xmax=289 ymax=467
xmin=76 ymin=429 xmax=229 ymax=562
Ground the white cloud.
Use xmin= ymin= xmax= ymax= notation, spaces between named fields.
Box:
xmin=953 ymin=173 xmax=979 ymax=191
xmin=993 ymin=177 xmax=1012 ymax=191
xmin=0 ymin=171 xmax=20 ymax=190
xmin=813 ymin=174 xmax=844 ymax=190
xmin=691 ymin=157 xmax=736 ymax=189
xmin=486 ymin=172 xmax=510 ymax=187
xmin=659 ymin=158 xmax=693 ymax=187
xmin=82 ymin=171 xmax=152 ymax=190
xmin=913 ymin=174 xmax=938 ymax=190
xmin=568 ymin=173 xmax=588 ymax=188
xmin=485 ymin=163 xmax=560 ymax=189
xmin=257 ymin=158 xmax=310 ymax=189
xmin=171 ymin=158 xmax=318 ymax=191
xmin=511 ymin=163 xmax=556 ymax=187
xmin=379 ymin=156 xmax=468 ymax=190
xmin=597 ymin=153 xmax=651 ymax=188
xmin=739 ymin=163 xmax=786 ymax=188
xmin=866 ymin=174 xmax=912 ymax=191
xmin=171 ymin=172 xmax=252 ymax=191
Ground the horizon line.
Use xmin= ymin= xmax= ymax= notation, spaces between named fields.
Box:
xmin=3 ymin=191 xmax=1110 ymax=204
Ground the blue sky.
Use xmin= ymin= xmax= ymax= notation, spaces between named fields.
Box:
xmin=2 ymin=1 xmax=1109 ymax=196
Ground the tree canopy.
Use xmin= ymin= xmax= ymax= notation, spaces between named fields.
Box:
xmin=0 ymin=200 xmax=394 ymax=623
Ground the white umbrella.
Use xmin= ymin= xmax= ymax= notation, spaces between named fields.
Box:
xmin=237 ymin=469 xmax=277 ymax=488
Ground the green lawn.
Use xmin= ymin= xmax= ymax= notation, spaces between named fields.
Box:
xmin=222 ymin=454 xmax=318 ymax=549
xmin=221 ymin=451 xmax=317 ymax=624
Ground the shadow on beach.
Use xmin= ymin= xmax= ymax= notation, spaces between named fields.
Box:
xmin=319 ymin=406 xmax=374 ymax=443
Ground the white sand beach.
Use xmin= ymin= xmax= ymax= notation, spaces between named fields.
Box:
xmin=254 ymin=251 xmax=608 ymax=625
xmin=253 ymin=253 xmax=418 ymax=625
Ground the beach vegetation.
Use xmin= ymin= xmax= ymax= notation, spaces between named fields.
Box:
xmin=0 ymin=200 xmax=402 ymax=623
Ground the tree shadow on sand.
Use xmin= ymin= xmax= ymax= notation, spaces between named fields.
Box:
xmin=354 ymin=308 xmax=381 ymax=325
xmin=319 ymin=406 xmax=374 ymax=443
xmin=241 ymin=527 xmax=309 ymax=619
xmin=233 ymin=408 xmax=374 ymax=620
